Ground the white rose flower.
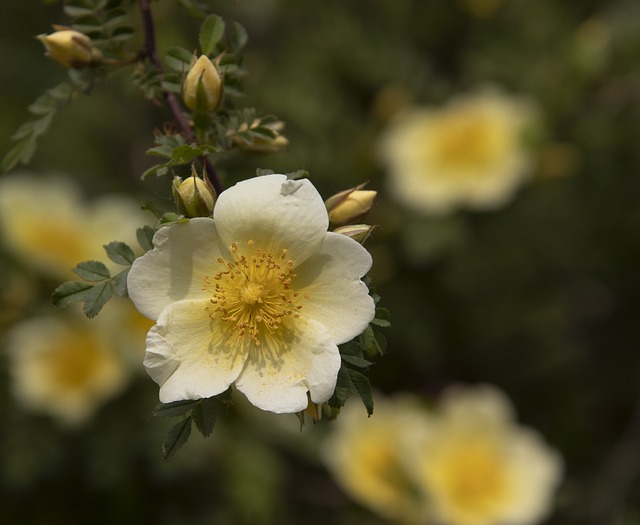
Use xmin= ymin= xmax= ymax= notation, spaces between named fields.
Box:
xmin=127 ymin=174 xmax=375 ymax=413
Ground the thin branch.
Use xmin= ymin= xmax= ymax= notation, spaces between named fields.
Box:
xmin=138 ymin=0 xmax=223 ymax=195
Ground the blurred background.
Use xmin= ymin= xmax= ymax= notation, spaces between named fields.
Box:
xmin=1 ymin=0 xmax=640 ymax=523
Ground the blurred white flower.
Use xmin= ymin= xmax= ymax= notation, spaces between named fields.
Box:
xmin=379 ymin=89 xmax=536 ymax=214
xmin=322 ymin=396 xmax=430 ymax=523
xmin=127 ymin=174 xmax=375 ymax=413
xmin=5 ymin=311 xmax=130 ymax=426
xmin=0 ymin=174 xmax=149 ymax=279
xmin=407 ymin=385 xmax=562 ymax=525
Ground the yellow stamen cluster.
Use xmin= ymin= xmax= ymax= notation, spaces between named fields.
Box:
xmin=204 ymin=240 xmax=307 ymax=346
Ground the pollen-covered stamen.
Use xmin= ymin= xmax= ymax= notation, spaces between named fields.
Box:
xmin=204 ymin=240 xmax=306 ymax=345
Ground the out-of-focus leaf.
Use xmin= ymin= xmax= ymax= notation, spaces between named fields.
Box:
xmin=199 ymin=14 xmax=225 ymax=55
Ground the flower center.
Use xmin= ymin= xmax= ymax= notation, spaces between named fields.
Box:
xmin=432 ymin=111 xmax=506 ymax=173
xmin=428 ymin=439 xmax=511 ymax=520
xmin=204 ymin=241 xmax=307 ymax=346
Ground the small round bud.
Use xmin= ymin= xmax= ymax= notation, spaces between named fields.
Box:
xmin=37 ymin=28 xmax=102 ymax=69
xmin=172 ymin=175 xmax=216 ymax=218
xmin=327 ymin=189 xmax=377 ymax=225
xmin=183 ymin=55 xmax=223 ymax=113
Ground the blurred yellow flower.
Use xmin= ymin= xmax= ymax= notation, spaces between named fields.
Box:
xmin=407 ymin=385 xmax=562 ymax=525
xmin=322 ymin=396 xmax=429 ymax=523
xmin=379 ymin=89 xmax=536 ymax=214
xmin=0 ymin=174 xmax=149 ymax=279
xmin=5 ymin=311 xmax=130 ymax=426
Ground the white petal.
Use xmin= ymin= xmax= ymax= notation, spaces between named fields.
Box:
xmin=235 ymin=317 xmax=341 ymax=413
xmin=127 ymin=218 xmax=223 ymax=320
xmin=214 ymin=175 xmax=328 ymax=265
xmin=294 ymin=232 xmax=375 ymax=344
xmin=144 ymin=299 xmax=249 ymax=403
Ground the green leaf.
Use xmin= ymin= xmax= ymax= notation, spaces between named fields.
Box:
xmin=153 ymin=400 xmax=198 ymax=417
xmin=63 ymin=5 xmax=97 ymax=17
xmin=165 ymin=47 xmax=194 ymax=72
xmin=140 ymin=201 xmax=164 ymax=219
xmin=373 ymin=329 xmax=388 ymax=355
xmin=339 ymin=339 xmax=363 ymax=357
xmin=1 ymin=140 xmax=30 ymax=173
xmin=199 ymin=14 xmax=225 ymax=55
xmin=51 ymin=281 xmax=94 ymax=308
xmin=230 ymin=21 xmax=248 ymax=52
xmin=28 ymin=94 xmax=55 ymax=116
xmin=346 ymin=368 xmax=374 ymax=416
xmin=111 ymin=269 xmax=129 ymax=298
xmin=136 ymin=225 xmax=155 ymax=251
xmin=192 ymin=398 xmax=217 ymax=437
xmin=162 ymin=417 xmax=193 ymax=460
xmin=72 ymin=260 xmax=111 ymax=282
xmin=371 ymin=307 xmax=391 ymax=327
xmin=328 ymin=366 xmax=352 ymax=409
xmin=82 ymin=281 xmax=113 ymax=318
xmin=104 ymin=241 xmax=135 ymax=266
xmin=109 ymin=26 xmax=135 ymax=42
xmin=341 ymin=354 xmax=372 ymax=369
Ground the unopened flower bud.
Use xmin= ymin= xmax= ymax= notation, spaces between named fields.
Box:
xmin=37 ymin=28 xmax=102 ymax=69
xmin=172 ymin=174 xmax=216 ymax=218
xmin=326 ymin=187 xmax=377 ymax=225
xmin=183 ymin=55 xmax=223 ymax=112
xmin=333 ymin=224 xmax=376 ymax=244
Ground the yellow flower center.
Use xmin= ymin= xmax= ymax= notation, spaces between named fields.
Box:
xmin=44 ymin=331 xmax=112 ymax=391
xmin=432 ymin=111 xmax=508 ymax=173
xmin=204 ymin=240 xmax=307 ymax=346
xmin=427 ymin=439 xmax=512 ymax=521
